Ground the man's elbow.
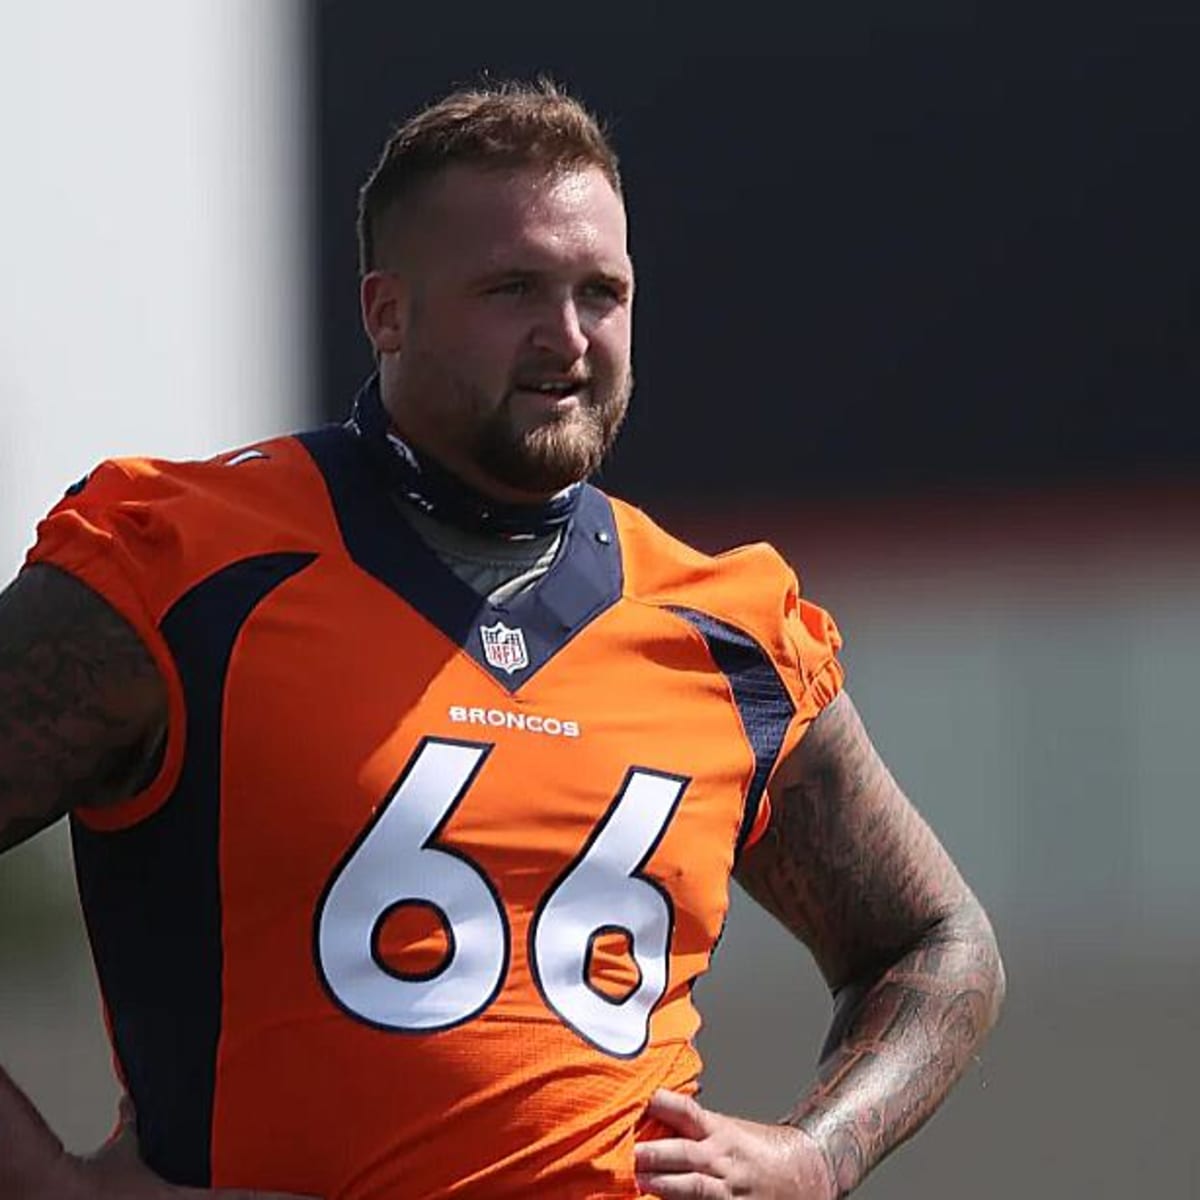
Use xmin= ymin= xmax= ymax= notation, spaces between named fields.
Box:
xmin=947 ymin=893 xmax=1006 ymax=1034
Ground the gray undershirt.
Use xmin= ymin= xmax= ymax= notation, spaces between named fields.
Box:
xmin=401 ymin=505 xmax=561 ymax=605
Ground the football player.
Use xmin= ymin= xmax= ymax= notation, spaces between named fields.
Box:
xmin=0 ymin=81 xmax=1003 ymax=1199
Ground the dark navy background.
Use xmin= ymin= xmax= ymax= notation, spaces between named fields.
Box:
xmin=312 ymin=3 xmax=1200 ymax=504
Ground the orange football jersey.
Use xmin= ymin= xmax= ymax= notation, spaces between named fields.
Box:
xmin=27 ymin=416 xmax=842 ymax=1199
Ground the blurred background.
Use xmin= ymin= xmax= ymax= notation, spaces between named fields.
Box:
xmin=2 ymin=2 xmax=1197 ymax=1196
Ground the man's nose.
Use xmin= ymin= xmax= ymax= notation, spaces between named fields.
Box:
xmin=531 ymin=297 xmax=589 ymax=360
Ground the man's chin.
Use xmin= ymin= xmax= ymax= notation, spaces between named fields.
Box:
xmin=477 ymin=440 xmax=600 ymax=497
xmin=477 ymin=400 xmax=624 ymax=496
xmin=484 ymin=459 xmax=591 ymax=497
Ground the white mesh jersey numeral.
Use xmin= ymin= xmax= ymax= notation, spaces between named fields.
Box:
xmin=314 ymin=741 xmax=686 ymax=1054
xmin=531 ymin=770 xmax=685 ymax=1056
xmin=316 ymin=739 xmax=507 ymax=1031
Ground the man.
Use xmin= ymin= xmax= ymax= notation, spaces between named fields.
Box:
xmin=0 ymin=81 xmax=1003 ymax=1199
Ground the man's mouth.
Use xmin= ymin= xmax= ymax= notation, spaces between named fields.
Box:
xmin=511 ymin=379 xmax=589 ymax=405
xmin=515 ymin=379 xmax=587 ymax=394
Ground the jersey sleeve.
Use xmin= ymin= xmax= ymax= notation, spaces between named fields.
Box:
xmin=606 ymin=503 xmax=848 ymax=854
xmin=24 ymin=453 xmax=291 ymax=829
xmin=24 ymin=459 xmax=210 ymax=829
xmin=740 ymin=560 xmax=845 ymax=850
xmin=782 ymin=575 xmax=845 ymax=719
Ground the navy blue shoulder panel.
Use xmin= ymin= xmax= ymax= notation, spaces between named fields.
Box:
xmin=296 ymin=424 xmax=623 ymax=691
xmin=667 ymin=608 xmax=796 ymax=854
xmin=71 ymin=551 xmax=315 ymax=1187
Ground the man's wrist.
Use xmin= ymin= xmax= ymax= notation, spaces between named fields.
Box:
xmin=779 ymin=1121 xmax=841 ymax=1200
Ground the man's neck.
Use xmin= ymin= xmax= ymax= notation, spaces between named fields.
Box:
xmin=349 ymin=374 xmax=583 ymax=541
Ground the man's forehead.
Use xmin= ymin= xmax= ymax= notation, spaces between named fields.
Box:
xmin=418 ymin=164 xmax=628 ymax=251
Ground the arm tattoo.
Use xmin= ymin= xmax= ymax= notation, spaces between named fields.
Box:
xmin=735 ymin=692 xmax=1005 ymax=1196
xmin=0 ymin=564 xmax=167 ymax=851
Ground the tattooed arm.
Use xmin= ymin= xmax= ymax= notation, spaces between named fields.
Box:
xmin=636 ymin=692 xmax=1004 ymax=1198
xmin=743 ymin=691 xmax=1004 ymax=1192
xmin=0 ymin=564 xmax=167 ymax=851
xmin=0 ymin=563 xmax=166 ymax=1196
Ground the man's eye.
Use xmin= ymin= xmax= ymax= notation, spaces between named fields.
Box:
xmin=581 ymin=281 xmax=624 ymax=304
xmin=488 ymin=279 xmax=531 ymax=296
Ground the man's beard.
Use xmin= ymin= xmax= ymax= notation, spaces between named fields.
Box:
xmin=393 ymin=348 xmax=632 ymax=496
xmin=473 ymin=378 xmax=631 ymax=494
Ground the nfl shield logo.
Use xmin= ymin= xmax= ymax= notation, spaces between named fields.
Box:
xmin=479 ymin=621 xmax=529 ymax=675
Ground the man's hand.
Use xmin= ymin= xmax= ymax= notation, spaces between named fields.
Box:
xmin=52 ymin=1096 xmax=319 ymax=1200
xmin=634 ymin=1089 xmax=834 ymax=1199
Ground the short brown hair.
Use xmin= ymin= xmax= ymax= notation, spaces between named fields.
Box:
xmin=357 ymin=78 xmax=621 ymax=274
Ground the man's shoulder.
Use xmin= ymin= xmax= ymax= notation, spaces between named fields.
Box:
xmin=599 ymin=490 xmax=844 ymax=727
xmin=62 ymin=430 xmax=327 ymax=519
xmin=602 ymin=491 xmax=800 ymax=625
xmin=28 ymin=430 xmax=341 ymax=607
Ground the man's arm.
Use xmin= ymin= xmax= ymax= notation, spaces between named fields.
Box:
xmin=736 ymin=690 xmax=1005 ymax=1194
xmin=0 ymin=563 xmax=167 ymax=1194
xmin=0 ymin=563 xmax=167 ymax=852
xmin=635 ymin=690 xmax=1004 ymax=1199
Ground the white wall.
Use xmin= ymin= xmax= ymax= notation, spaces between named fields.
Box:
xmin=0 ymin=1 xmax=310 ymax=576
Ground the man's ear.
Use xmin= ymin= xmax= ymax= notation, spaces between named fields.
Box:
xmin=361 ymin=271 xmax=407 ymax=355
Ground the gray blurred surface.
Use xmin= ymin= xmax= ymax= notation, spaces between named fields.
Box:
xmin=1 ymin=490 xmax=1197 ymax=1195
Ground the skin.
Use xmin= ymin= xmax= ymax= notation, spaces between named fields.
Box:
xmin=360 ymin=164 xmax=634 ymax=499
xmin=0 ymin=161 xmax=1003 ymax=1199
xmin=0 ymin=565 xmax=166 ymax=857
